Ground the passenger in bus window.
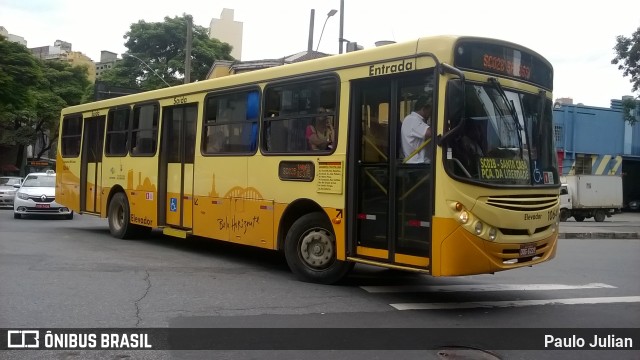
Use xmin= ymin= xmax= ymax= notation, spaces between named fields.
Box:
xmin=206 ymin=125 xmax=229 ymax=152
xmin=401 ymin=96 xmax=432 ymax=164
xmin=306 ymin=107 xmax=334 ymax=150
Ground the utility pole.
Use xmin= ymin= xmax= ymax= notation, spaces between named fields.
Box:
xmin=308 ymin=9 xmax=315 ymax=52
xmin=339 ymin=0 xmax=344 ymax=54
xmin=185 ymin=15 xmax=193 ymax=84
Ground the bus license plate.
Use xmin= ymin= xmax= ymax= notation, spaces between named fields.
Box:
xmin=519 ymin=243 xmax=536 ymax=257
xmin=35 ymin=204 xmax=50 ymax=209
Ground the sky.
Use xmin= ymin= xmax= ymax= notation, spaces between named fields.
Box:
xmin=1 ymin=0 xmax=638 ymax=107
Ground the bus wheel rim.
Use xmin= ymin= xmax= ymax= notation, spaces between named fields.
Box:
xmin=299 ymin=228 xmax=334 ymax=269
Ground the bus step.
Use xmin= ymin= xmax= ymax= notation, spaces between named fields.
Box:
xmin=162 ymin=227 xmax=192 ymax=239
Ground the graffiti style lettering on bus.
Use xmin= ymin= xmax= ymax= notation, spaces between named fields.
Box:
xmin=368 ymin=60 xmax=414 ymax=77
xmin=217 ymin=216 xmax=260 ymax=234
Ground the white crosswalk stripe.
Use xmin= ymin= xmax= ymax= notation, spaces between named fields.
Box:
xmin=391 ymin=296 xmax=640 ymax=310
xmin=359 ymin=283 xmax=640 ymax=311
xmin=360 ymin=282 xmax=616 ymax=293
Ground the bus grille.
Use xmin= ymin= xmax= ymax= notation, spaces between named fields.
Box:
xmin=485 ymin=194 xmax=557 ymax=212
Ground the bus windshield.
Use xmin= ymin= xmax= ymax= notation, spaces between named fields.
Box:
xmin=449 ymin=81 xmax=558 ymax=186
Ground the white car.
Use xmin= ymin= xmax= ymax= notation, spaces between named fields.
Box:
xmin=13 ymin=170 xmax=73 ymax=219
xmin=0 ymin=176 xmax=23 ymax=208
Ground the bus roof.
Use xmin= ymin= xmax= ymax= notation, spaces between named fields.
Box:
xmin=62 ymin=35 xmax=551 ymax=115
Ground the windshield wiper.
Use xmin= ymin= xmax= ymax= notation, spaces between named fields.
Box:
xmin=488 ymin=77 xmax=523 ymax=158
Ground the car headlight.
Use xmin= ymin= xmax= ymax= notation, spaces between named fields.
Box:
xmin=17 ymin=192 xmax=29 ymax=200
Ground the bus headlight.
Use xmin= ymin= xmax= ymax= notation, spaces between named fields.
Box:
xmin=489 ymin=227 xmax=497 ymax=241
xmin=458 ymin=210 xmax=469 ymax=224
xmin=474 ymin=222 xmax=483 ymax=235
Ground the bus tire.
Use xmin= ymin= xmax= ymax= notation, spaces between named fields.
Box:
xmin=108 ymin=192 xmax=135 ymax=239
xmin=284 ymin=212 xmax=353 ymax=284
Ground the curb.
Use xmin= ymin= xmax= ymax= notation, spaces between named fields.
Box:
xmin=558 ymin=232 xmax=639 ymax=239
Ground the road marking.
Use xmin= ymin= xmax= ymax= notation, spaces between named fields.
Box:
xmin=391 ymin=296 xmax=640 ymax=310
xmin=360 ymin=283 xmax=616 ymax=293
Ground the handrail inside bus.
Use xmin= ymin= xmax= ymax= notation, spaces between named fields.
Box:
xmin=402 ymin=138 xmax=431 ymax=164
xmin=363 ymin=135 xmax=388 ymax=161
xmin=450 ymin=158 xmax=472 ymax=178
xmin=399 ymin=173 xmax=431 ymax=201
xmin=363 ymin=169 xmax=388 ymax=195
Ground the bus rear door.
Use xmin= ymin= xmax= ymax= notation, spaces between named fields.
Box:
xmin=159 ymin=103 xmax=198 ymax=229
xmin=80 ymin=115 xmax=105 ymax=214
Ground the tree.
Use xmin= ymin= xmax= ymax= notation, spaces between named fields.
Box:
xmin=0 ymin=37 xmax=90 ymax=166
xmin=33 ymin=61 xmax=90 ymax=158
xmin=0 ymin=38 xmax=42 ymax=167
xmin=100 ymin=14 xmax=234 ymax=90
xmin=612 ymin=26 xmax=640 ymax=126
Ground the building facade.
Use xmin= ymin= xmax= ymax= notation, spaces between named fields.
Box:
xmin=95 ymin=50 xmax=119 ymax=79
xmin=0 ymin=26 xmax=27 ymax=46
xmin=553 ymin=99 xmax=640 ymax=206
xmin=209 ymin=8 xmax=243 ymax=60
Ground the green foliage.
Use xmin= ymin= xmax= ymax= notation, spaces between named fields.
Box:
xmin=612 ymin=26 xmax=640 ymax=95
xmin=0 ymin=37 xmax=90 ymax=161
xmin=0 ymin=39 xmax=41 ymax=116
xmin=621 ymin=97 xmax=638 ymax=126
xmin=101 ymin=14 xmax=234 ymax=90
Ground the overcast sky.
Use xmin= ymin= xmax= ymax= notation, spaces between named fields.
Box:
xmin=1 ymin=0 xmax=638 ymax=107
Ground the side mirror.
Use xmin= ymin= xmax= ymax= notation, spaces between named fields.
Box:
xmin=13 ymin=184 xmax=21 ymax=189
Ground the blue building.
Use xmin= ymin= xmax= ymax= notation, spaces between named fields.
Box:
xmin=553 ymin=98 xmax=640 ymax=206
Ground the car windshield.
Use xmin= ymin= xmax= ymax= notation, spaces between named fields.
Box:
xmin=0 ymin=178 xmax=21 ymax=186
xmin=22 ymin=175 xmax=56 ymax=187
xmin=447 ymin=81 xmax=558 ymax=186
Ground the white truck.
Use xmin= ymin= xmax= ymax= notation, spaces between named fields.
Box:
xmin=559 ymin=175 xmax=623 ymax=222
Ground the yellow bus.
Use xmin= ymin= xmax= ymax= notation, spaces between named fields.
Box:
xmin=56 ymin=35 xmax=559 ymax=284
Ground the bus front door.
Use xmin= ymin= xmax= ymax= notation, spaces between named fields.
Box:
xmin=159 ymin=104 xmax=198 ymax=229
xmin=80 ymin=115 xmax=105 ymax=214
xmin=350 ymin=73 xmax=435 ymax=268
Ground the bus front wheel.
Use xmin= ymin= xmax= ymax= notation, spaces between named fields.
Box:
xmin=108 ymin=192 xmax=135 ymax=239
xmin=284 ymin=212 xmax=353 ymax=284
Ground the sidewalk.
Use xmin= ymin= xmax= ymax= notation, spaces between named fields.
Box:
xmin=558 ymin=211 xmax=640 ymax=239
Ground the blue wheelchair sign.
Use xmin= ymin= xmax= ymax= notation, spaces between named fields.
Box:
xmin=170 ymin=198 xmax=178 ymax=212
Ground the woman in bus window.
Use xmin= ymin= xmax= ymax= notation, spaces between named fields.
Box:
xmin=306 ymin=107 xmax=334 ymax=150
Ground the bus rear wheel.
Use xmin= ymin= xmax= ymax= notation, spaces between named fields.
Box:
xmin=108 ymin=192 xmax=136 ymax=239
xmin=284 ymin=212 xmax=353 ymax=284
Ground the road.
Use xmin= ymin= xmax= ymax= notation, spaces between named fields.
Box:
xmin=0 ymin=210 xmax=638 ymax=359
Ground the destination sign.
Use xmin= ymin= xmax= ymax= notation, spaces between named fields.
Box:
xmin=278 ymin=161 xmax=314 ymax=182
xmin=479 ymin=157 xmax=530 ymax=182
xmin=454 ymin=40 xmax=553 ymax=90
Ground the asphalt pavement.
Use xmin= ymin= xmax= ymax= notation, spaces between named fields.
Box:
xmin=559 ymin=211 xmax=640 ymax=239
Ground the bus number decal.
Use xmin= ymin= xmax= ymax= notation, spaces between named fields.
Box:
xmin=173 ymin=96 xmax=187 ymax=105
xmin=91 ymin=110 xmax=100 ymax=117
xmin=547 ymin=208 xmax=558 ymax=221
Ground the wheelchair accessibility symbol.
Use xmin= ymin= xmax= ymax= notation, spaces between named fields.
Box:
xmin=170 ymin=198 xmax=178 ymax=212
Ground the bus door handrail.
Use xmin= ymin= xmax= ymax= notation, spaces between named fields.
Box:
xmin=399 ymin=172 xmax=430 ymax=201
xmin=363 ymin=135 xmax=388 ymax=161
xmin=363 ymin=168 xmax=388 ymax=195
xmin=402 ymin=138 xmax=431 ymax=164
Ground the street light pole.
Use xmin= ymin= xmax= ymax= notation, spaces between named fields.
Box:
xmin=316 ymin=9 xmax=337 ymax=52
xmin=122 ymin=53 xmax=171 ymax=87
